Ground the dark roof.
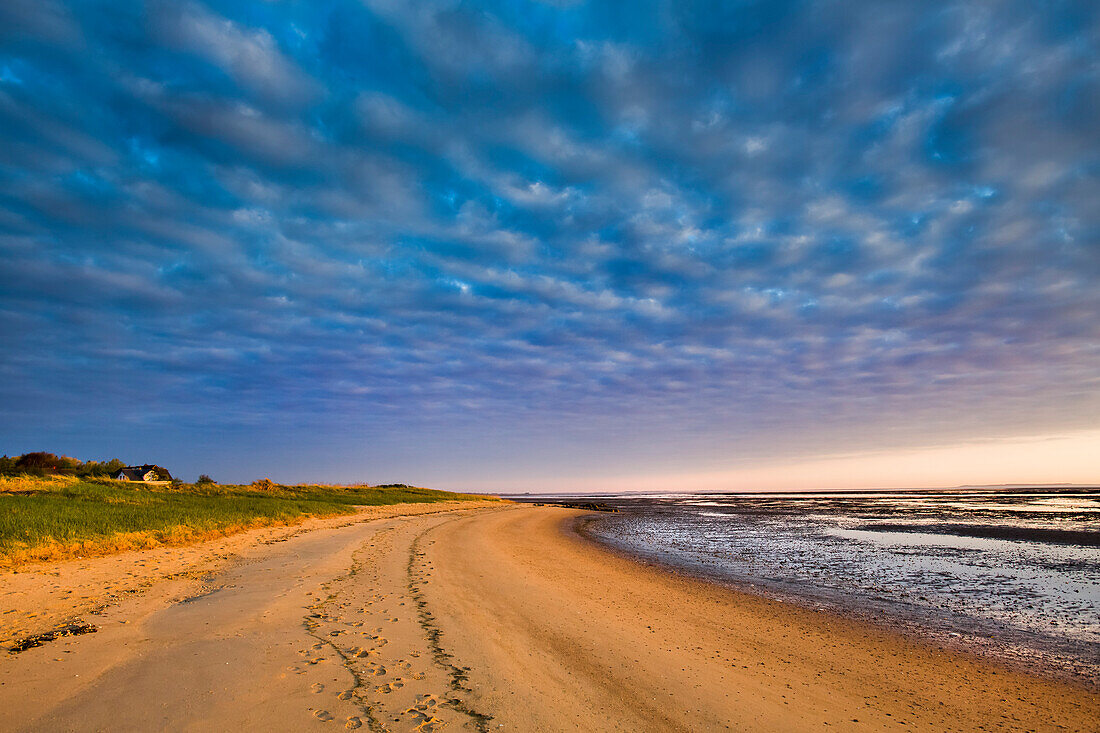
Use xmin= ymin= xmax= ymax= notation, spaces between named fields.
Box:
xmin=116 ymin=464 xmax=172 ymax=481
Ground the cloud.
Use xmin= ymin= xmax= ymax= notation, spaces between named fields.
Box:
xmin=0 ymin=0 xmax=82 ymax=45
xmin=155 ymin=1 xmax=318 ymax=106
xmin=0 ymin=0 xmax=1097 ymax=484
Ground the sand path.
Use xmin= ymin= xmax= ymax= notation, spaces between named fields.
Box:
xmin=0 ymin=503 xmax=494 ymax=732
xmin=1 ymin=504 xmax=1096 ymax=732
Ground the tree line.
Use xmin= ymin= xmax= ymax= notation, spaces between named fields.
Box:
xmin=2 ymin=452 xmax=131 ymax=478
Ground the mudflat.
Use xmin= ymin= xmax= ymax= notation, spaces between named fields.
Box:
xmin=1 ymin=504 xmax=1095 ymax=732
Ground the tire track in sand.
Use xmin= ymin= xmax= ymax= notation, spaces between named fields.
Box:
xmin=300 ymin=525 xmax=397 ymax=731
xmin=300 ymin=511 xmax=490 ymax=731
xmin=407 ymin=523 xmax=494 ymax=732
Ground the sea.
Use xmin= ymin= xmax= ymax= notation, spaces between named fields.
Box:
xmin=511 ymin=487 xmax=1100 ymax=686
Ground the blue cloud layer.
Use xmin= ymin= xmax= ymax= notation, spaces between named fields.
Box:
xmin=1 ymin=0 xmax=1097 ymax=484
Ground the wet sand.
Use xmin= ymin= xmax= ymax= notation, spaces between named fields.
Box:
xmin=1 ymin=504 xmax=1096 ymax=731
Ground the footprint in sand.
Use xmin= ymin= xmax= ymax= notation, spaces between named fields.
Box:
xmin=314 ymin=710 xmax=334 ymax=722
xmin=337 ymin=690 xmax=353 ymax=701
xmin=373 ymin=681 xmax=404 ymax=694
xmin=311 ymin=683 xmax=325 ymax=694
xmin=344 ymin=717 xmax=362 ymax=730
xmin=352 ymin=648 xmax=371 ymax=658
xmin=404 ymin=708 xmax=441 ymax=732
xmin=413 ymin=694 xmax=438 ymax=709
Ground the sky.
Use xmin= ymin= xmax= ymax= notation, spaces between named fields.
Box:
xmin=0 ymin=0 xmax=1097 ymax=491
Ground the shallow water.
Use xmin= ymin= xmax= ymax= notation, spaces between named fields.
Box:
xmin=527 ymin=488 xmax=1100 ymax=685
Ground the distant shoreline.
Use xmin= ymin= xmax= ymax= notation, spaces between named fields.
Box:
xmin=505 ymin=484 xmax=1100 ymax=498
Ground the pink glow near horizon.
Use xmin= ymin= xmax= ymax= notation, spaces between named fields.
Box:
xmin=465 ymin=429 xmax=1100 ymax=493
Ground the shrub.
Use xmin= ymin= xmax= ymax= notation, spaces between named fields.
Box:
xmin=14 ymin=452 xmax=60 ymax=474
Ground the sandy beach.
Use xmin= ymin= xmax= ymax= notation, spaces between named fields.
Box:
xmin=1 ymin=503 xmax=1096 ymax=732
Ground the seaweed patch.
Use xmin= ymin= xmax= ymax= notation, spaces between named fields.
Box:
xmin=10 ymin=622 xmax=98 ymax=653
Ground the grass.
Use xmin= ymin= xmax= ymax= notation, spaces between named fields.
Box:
xmin=0 ymin=476 xmax=495 ymax=567
xmin=0 ymin=473 xmax=81 ymax=494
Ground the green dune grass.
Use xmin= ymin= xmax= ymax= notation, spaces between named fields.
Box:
xmin=0 ymin=477 xmax=493 ymax=566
